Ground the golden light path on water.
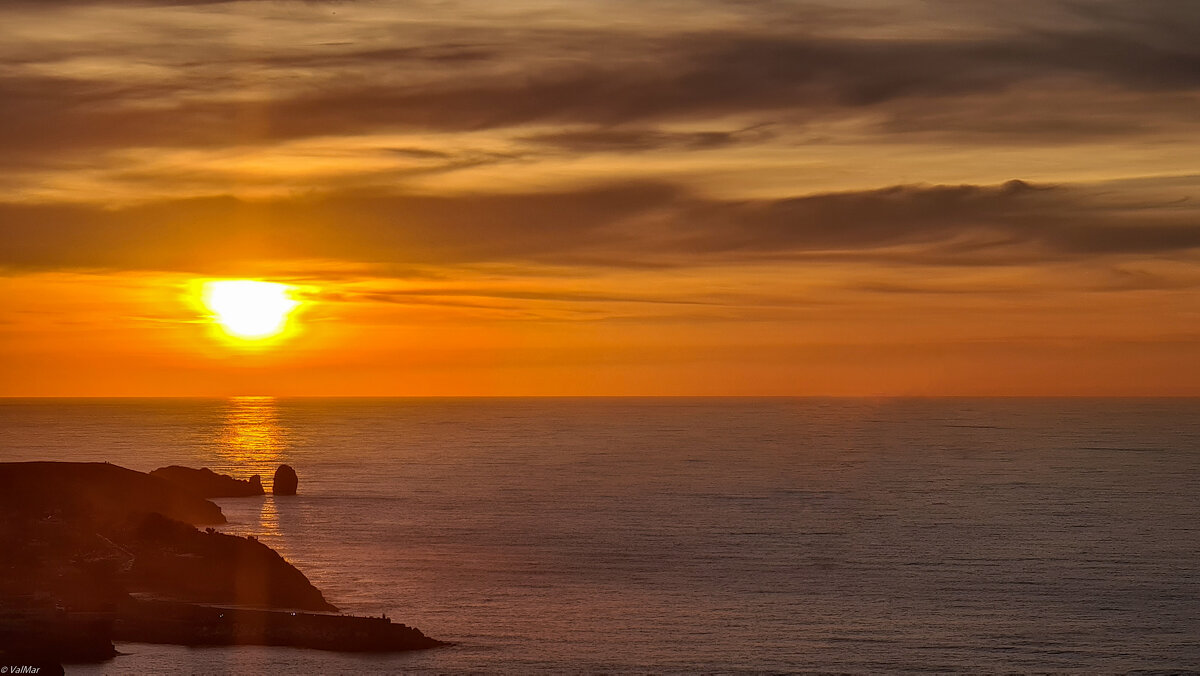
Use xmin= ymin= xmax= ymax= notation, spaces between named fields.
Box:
xmin=215 ymin=396 xmax=286 ymax=476
xmin=213 ymin=395 xmax=288 ymax=543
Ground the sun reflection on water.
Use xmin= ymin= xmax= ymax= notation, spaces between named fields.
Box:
xmin=212 ymin=396 xmax=292 ymax=546
xmin=255 ymin=493 xmax=284 ymax=549
xmin=214 ymin=395 xmax=287 ymax=482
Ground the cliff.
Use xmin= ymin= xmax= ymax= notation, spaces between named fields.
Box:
xmin=0 ymin=462 xmax=332 ymax=612
xmin=0 ymin=461 xmax=225 ymax=526
xmin=0 ymin=461 xmax=444 ymax=662
xmin=0 ymin=461 xmax=449 ymax=664
xmin=129 ymin=512 xmax=335 ymax=611
xmin=150 ymin=465 xmax=265 ymax=498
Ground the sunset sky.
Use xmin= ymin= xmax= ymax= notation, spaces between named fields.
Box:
xmin=2 ymin=0 xmax=1199 ymax=396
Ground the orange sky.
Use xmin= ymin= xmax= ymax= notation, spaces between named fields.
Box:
xmin=1 ymin=0 xmax=1199 ymax=396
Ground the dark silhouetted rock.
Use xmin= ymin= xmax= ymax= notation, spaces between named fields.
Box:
xmin=273 ymin=464 xmax=298 ymax=495
xmin=0 ymin=461 xmax=225 ymax=526
xmin=150 ymin=466 xmax=264 ymax=498
xmin=129 ymin=512 xmax=335 ymax=611
xmin=0 ymin=461 xmax=445 ymax=656
xmin=0 ymin=462 xmax=334 ymax=610
xmin=0 ymin=605 xmax=114 ymax=669
xmin=0 ymin=461 xmax=222 ymax=666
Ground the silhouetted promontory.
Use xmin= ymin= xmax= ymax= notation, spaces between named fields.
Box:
xmin=0 ymin=461 xmax=445 ymax=664
xmin=0 ymin=461 xmax=225 ymax=526
xmin=150 ymin=465 xmax=264 ymax=497
xmin=273 ymin=463 xmax=298 ymax=495
xmin=0 ymin=461 xmax=329 ymax=621
xmin=131 ymin=512 xmax=335 ymax=611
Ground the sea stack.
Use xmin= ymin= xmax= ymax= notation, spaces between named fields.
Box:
xmin=273 ymin=464 xmax=298 ymax=495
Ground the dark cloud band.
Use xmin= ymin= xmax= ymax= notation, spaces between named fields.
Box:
xmin=2 ymin=179 xmax=1197 ymax=273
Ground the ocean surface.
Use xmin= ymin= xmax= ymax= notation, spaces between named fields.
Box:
xmin=2 ymin=397 xmax=1199 ymax=674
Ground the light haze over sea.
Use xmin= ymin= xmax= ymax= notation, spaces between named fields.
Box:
xmin=2 ymin=397 xmax=1198 ymax=674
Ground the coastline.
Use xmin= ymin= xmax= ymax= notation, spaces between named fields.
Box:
xmin=0 ymin=461 xmax=446 ymax=668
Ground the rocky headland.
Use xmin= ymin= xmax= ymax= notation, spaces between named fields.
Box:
xmin=0 ymin=461 xmax=445 ymax=667
xmin=149 ymin=465 xmax=265 ymax=498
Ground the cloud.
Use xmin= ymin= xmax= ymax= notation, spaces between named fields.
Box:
xmin=324 ymin=288 xmax=714 ymax=307
xmin=0 ymin=182 xmax=683 ymax=271
xmin=519 ymin=125 xmax=775 ymax=153
xmin=2 ymin=178 xmax=1197 ymax=274
xmin=3 ymin=0 xmax=1200 ymax=160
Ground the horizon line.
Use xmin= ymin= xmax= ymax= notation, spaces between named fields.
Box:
xmin=3 ymin=394 xmax=1199 ymax=400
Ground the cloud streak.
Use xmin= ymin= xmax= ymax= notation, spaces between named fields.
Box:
xmin=2 ymin=179 xmax=1197 ymax=274
xmin=2 ymin=0 xmax=1200 ymax=159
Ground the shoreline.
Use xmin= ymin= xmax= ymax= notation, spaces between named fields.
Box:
xmin=115 ymin=599 xmax=445 ymax=652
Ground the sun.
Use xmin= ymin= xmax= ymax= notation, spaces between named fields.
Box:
xmin=200 ymin=280 xmax=300 ymax=341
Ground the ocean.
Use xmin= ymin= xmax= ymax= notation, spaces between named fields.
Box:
xmin=1 ymin=397 xmax=1198 ymax=674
